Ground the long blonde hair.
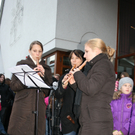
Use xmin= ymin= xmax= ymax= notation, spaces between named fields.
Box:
xmin=112 ymin=91 xmax=135 ymax=103
xmin=85 ymin=38 xmax=115 ymax=62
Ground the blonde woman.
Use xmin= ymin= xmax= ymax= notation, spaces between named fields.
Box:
xmin=69 ymin=38 xmax=116 ymax=135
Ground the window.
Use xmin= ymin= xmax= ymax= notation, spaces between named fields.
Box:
xmin=43 ymin=51 xmax=70 ymax=76
xmin=115 ymin=0 xmax=135 ymax=85
xmin=118 ymin=0 xmax=135 ymax=56
xmin=117 ymin=56 xmax=135 ymax=79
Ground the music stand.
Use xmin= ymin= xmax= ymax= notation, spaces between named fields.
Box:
xmin=9 ymin=65 xmax=51 ymax=135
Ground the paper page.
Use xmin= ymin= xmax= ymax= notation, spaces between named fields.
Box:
xmin=9 ymin=64 xmax=51 ymax=89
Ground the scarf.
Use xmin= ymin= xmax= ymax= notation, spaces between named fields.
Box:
xmin=73 ymin=62 xmax=92 ymax=118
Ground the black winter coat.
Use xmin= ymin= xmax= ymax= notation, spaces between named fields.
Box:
xmin=0 ymin=83 xmax=10 ymax=107
xmin=55 ymin=73 xmax=80 ymax=134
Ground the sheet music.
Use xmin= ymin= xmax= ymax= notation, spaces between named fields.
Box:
xmin=9 ymin=64 xmax=51 ymax=89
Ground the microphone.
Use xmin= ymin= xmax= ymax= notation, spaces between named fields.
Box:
xmin=49 ymin=81 xmax=58 ymax=97
xmin=52 ymin=81 xmax=58 ymax=90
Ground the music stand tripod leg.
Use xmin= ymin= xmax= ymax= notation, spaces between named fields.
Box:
xmin=26 ymin=74 xmax=40 ymax=135
xmin=36 ymin=89 xmax=40 ymax=135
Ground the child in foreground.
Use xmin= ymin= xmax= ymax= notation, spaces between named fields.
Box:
xmin=110 ymin=77 xmax=135 ymax=135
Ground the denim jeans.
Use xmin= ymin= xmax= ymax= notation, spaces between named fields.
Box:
xmin=0 ymin=107 xmax=6 ymax=123
xmin=0 ymin=118 xmax=6 ymax=134
xmin=63 ymin=131 xmax=77 ymax=135
xmin=46 ymin=119 xmax=48 ymax=135
xmin=45 ymin=119 xmax=51 ymax=135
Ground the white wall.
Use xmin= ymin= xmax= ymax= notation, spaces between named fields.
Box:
xmin=0 ymin=0 xmax=118 ymax=78
xmin=0 ymin=47 xmax=4 ymax=73
xmin=0 ymin=0 xmax=57 ymax=77
xmin=55 ymin=0 xmax=118 ymax=52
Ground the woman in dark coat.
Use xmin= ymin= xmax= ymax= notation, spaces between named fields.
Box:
xmin=0 ymin=74 xmax=10 ymax=123
xmin=69 ymin=38 xmax=116 ymax=135
xmin=55 ymin=50 xmax=85 ymax=135
xmin=0 ymin=74 xmax=9 ymax=135
xmin=4 ymin=78 xmax=15 ymax=132
xmin=7 ymin=41 xmax=52 ymax=135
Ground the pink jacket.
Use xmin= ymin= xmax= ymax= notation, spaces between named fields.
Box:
xmin=114 ymin=80 xmax=119 ymax=91
xmin=44 ymin=96 xmax=49 ymax=107
xmin=44 ymin=96 xmax=49 ymax=118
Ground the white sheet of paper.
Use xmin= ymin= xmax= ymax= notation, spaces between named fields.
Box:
xmin=9 ymin=64 xmax=51 ymax=89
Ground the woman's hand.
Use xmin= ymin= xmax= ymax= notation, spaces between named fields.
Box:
xmin=37 ymin=65 xmax=45 ymax=75
xmin=68 ymin=72 xmax=75 ymax=84
xmin=62 ymin=74 xmax=69 ymax=83
xmin=62 ymin=74 xmax=69 ymax=89
xmin=62 ymin=67 xmax=80 ymax=87
xmin=34 ymin=65 xmax=45 ymax=77
xmin=67 ymin=68 xmax=80 ymax=84
xmin=70 ymin=68 xmax=80 ymax=74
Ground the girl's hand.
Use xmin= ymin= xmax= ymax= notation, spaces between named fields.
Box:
xmin=113 ymin=130 xmax=119 ymax=135
xmin=118 ymin=131 xmax=122 ymax=135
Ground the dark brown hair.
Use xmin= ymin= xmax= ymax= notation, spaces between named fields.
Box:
xmin=29 ymin=41 xmax=43 ymax=52
xmin=69 ymin=49 xmax=85 ymax=63
xmin=120 ymin=72 xmax=129 ymax=78
xmin=5 ymin=78 xmax=11 ymax=86
xmin=0 ymin=74 xmax=5 ymax=84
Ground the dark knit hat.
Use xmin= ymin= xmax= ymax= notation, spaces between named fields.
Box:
xmin=119 ymin=77 xmax=133 ymax=90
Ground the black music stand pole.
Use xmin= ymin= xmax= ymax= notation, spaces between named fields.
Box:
xmin=23 ymin=69 xmax=41 ymax=135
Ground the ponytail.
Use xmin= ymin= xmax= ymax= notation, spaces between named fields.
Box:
xmin=85 ymin=38 xmax=115 ymax=62
xmin=106 ymin=46 xmax=115 ymax=62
